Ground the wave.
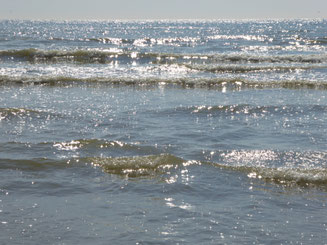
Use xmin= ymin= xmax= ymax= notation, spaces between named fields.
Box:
xmin=86 ymin=154 xmax=185 ymax=177
xmin=0 ymin=139 xmax=160 ymax=160
xmin=0 ymin=158 xmax=69 ymax=171
xmin=51 ymin=139 xmax=158 ymax=155
xmin=309 ymin=37 xmax=327 ymax=44
xmin=0 ymin=153 xmax=185 ymax=176
xmin=0 ymin=107 xmax=56 ymax=121
xmin=181 ymin=63 xmax=324 ymax=73
xmin=1 ymin=75 xmax=327 ymax=90
xmin=218 ymin=164 xmax=327 ymax=187
xmin=154 ymin=104 xmax=327 ymax=119
xmin=212 ymin=53 xmax=327 ymax=64
xmin=46 ymin=36 xmax=202 ymax=47
xmin=1 ymin=48 xmax=327 ymax=64
xmin=84 ymin=149 xmax=327 ymax=186
xmin=0 ymin=48 xmax=206 ymax=64
xmin=88 ymin=36 xmax=202 ymax=46
xmin=0 ymin=49 xmax=125 ymax=64
xmin=188 ymin=104 xmax=327 ymax=115
xmin=77 ymin=154 xmax=327 ymax=186
xmin=0 ymin=139 xmax=137 ymax=152
xmin=1 ymin=144 xmax=326 ymax=186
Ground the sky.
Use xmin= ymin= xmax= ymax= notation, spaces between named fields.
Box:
xmin=0 ymin=0 xmax=326 ymax=20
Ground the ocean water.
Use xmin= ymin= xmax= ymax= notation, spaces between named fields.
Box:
xmin=0 ymin=19 xmax=327 ymax=244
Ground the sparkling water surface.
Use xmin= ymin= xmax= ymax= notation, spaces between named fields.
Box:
xmin=0 ymin=19 xmax=327 ymax=244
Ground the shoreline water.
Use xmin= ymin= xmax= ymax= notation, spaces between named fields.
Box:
xmin=1 ymin=19 xmax=326 ymax=244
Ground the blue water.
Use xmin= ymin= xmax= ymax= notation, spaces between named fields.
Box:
xmin=0 ymin=19 xmax=327 ymax=244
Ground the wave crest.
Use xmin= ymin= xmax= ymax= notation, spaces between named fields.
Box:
xmin=182 ymin=63 xmax=323 ymax=73
xmin=1 ymin=75 xmax=327 ymax=90
xmin=234 ymin=165 xmax=327 ymax=186
xmin=86 ymin=154 xmax=185 ymax=177
xmin=1 ymin=49 xmax=327 ymax=65
xmin=1 ymin=148 xmax=326 ymax=187
xmin=0 ymin=107 xmax=54 ymax=120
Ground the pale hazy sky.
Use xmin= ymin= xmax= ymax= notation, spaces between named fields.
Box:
xmin=0 ymin=0 xmax=326 ymax=20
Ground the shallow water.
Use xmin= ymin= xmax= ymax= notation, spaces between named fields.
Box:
xmin=0 ymin=19 xmax=327 ymax=244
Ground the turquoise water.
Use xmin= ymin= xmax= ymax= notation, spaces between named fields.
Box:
xmin=0 ymin=19 xmax=327 ymax=244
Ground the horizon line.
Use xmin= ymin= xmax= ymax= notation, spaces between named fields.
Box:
xmin=0 ymin=17 xmax=325 ymax=22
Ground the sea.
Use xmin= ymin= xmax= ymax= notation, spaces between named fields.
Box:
xmin=0 ymin=19 xmax=326 ymax=244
